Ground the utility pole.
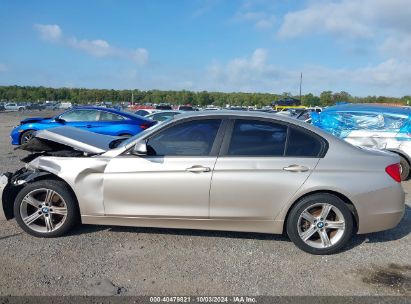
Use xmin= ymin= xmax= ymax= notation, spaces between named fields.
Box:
xmin=131 ymin=90 xmax=134 ymax=106
xmin=299 ymin=72 xmax=302 ymax=102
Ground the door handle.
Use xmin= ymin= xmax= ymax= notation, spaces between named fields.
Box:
xmin=283 ymin=165 xmax=309 ymax=172
xmin=85 ymin=125 xmax=93 ymax=128
xmin=186 ymin=165 xmax=211 ymax=173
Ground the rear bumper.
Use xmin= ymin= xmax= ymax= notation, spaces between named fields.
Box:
xmin=0 ymin=174 xmax=9 ymax=221
xmin=355 ymin=183 xmax=405 ymax=234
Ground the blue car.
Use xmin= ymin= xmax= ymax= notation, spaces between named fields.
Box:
xmin=11 ymin=106 xmax=156 ymax=145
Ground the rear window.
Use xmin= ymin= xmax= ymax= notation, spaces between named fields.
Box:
xmin=285 ymin=127 xmax=323 ymax=157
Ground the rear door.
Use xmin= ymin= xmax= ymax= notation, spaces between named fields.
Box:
xmin=210 ymin=119 xmax=325 ymax=220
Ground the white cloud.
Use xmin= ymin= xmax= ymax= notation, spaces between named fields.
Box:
xmin=278 ymin=0 xmax=411 ymax=39
xmin=200 ymin=49 xmax=411 ymax=96
xmin=34 ymin=24 xmax=62 ymax=42
xmin=34 ymin=24 xmax=149 ymax=65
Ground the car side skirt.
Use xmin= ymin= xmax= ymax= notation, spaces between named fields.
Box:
xmin=81 ymin=215 xmax=285 ymax=234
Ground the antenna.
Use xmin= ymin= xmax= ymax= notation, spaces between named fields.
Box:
xmin=299 ymin=72 xmax=302 ymax=102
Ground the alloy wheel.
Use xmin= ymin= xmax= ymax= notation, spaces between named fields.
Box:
xmin=20 ymin=188 xmax=68 ymax=233
xmin=297 ymin=203 xmax=346 ymax=249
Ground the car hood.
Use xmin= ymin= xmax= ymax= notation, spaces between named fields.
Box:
xmin=31 ymin=126 xmax=121 ymax=154
xmin=20 ymin=117 xmax=54 ymax=124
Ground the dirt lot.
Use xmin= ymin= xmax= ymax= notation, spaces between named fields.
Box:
xmin=0 ymin=110 xmax=410 ymax=296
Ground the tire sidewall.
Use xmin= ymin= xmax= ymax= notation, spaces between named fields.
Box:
xmin=14 ymin=180 xmax=78 ymax=238
xmin=399 ymin=155 xmax=410 ymax=181
xmin=286 ymin=194 xmax=354 ymax=255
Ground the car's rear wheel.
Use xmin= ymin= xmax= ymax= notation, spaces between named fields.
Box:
xmin=14 ymin=180 xmax=79 ymax=237
xmin=286 ymin=193 xmax=353 ymax=255
xmin=399 ymin=155 xmax=410 ymax=181
xmin=20 ymin=130 xmax=35 ymax=144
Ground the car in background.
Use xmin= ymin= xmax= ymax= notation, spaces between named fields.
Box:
xmin=155 ymin=104 xmax=173 ymax=110
xmin=146 ymin=110 xmax=182 ymax=122
xmin=27 ymin=103 xmax=46 ymax=111
xmin=0 ymin=111 xmax=405 ymax=254
xmin=10 ymin=106 xmax=156 ymax=145
xmin=178 ymin=105 xmax=195 ymax=111
xmin=5 ymin=103 xmax=26 ymax=111
xmin=0 ymin=104 xmax=5 ymax=112
xmin=312 ymin=103 xmax=411 ymax=180
xmin=278 ymin=108 xmax=311 ymax=122
xmin=135 ymin=109 xmax=158 ymax=116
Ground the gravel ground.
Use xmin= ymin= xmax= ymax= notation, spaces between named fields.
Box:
xmin=0 ymin=110 xmax=410 ymax=296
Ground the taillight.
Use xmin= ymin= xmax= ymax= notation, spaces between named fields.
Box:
xmin=385 ymin=163 xmax=401 ymax=182
xmin=140 ymin=123 xmax=150 ymax=130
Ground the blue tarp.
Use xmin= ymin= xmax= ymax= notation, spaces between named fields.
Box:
xmin=311 ymin=104 xmax=411 ymax=139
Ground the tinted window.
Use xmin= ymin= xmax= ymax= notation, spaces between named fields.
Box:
xmin=228 ymin=120 xmax=287 ymax=156
xmin=286 ymin=127 xmax=322 ymax=157
xmin=99 ymin=111 xmax=124 ymax=121
xmin=135 ymin=110 xmax=149 ymax=116
xmin=150 ymin=112 xmax=180 ymax=122
xmin=147 ymin=119 xmax=221 ymax=156
xmin=60 ymin=109 xmax=99 ymax=121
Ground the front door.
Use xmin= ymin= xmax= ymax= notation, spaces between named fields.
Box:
xmin=103 ymin=118 xmax=223 ymax=218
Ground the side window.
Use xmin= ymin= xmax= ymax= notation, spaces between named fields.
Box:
xmin=135 ymin=110 xmax=149 ymax=116
xmin=146 ymin=119 xmax=221 ymax=156
xmin=228 ymin=120 xmax=287 ymax=156
xmin=99 ymin=111 xmax=124 ymax=121
xmin=286 ymin=127 xmax=323 ymax=157
xmin=60 ymin=110 xmax=99 ymax=122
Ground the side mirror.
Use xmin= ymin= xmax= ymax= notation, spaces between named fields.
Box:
xmin=55 ymin=117 xmax=66 ymax=124
xmin=131 ymin=141 xmax=148 ymax=156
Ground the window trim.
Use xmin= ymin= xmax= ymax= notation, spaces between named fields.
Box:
xmin=218 ymin=117 xmax=328 ymax=158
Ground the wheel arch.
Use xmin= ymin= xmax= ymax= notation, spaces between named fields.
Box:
xmin=283 ymin=190 xmax=359 ymax=235
xmin=2 ymin=171 xmax=81 ymax=222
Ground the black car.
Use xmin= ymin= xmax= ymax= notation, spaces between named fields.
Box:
xmin=0 ymin=104 xmax=5 ymax=112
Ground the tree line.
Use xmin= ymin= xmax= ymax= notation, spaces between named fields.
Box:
xmin=0 ymin=85 xmax=410 ymax=107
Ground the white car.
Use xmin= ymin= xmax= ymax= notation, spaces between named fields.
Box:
xmin=5 ymin=103 xmax=26 ymax=111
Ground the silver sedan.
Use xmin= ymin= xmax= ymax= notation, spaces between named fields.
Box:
xmin=0 ymin=111 xmax=405 ymax=254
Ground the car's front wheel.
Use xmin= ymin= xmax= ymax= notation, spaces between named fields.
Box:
xmin=20 ymin=130 xmax=35 ymax=145
xmin=286 ymin=193 xmax=354 ymax=255
xmin=14 ymin=180 xmax=79 ymax=237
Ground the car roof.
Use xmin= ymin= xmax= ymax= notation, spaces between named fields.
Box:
xmin=322 ymin=103 xmax=411 ymax=116
xmin=170 ymin=109 xmax=332 ymax=136
xmin=71 ymin=106 xmax=151 ymax=121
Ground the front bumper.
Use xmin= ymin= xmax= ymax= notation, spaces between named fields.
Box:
xmin=0 ymin=174 xmax=9 ymax=221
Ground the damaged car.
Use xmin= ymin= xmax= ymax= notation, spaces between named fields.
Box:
xmin=10 ymin=106 xmax=156 ymax=145
xmin=312 ymin=103 xmax=411 ymax=180
xmin=0 ymin=111 xmax=405 ymax=255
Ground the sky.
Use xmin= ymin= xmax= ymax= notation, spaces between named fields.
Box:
xmin=0 ymin=0 xmax=411 ymax=97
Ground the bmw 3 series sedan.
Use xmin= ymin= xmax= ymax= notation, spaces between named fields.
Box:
xmin=0 ymin=111 xmax=405 ymax=254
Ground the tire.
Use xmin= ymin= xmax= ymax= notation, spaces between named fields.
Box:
xmin=20 ymin=130 xmax=35 ymax=145
xmin=286 ymin=193 xmax=354 ymax=255
xmin=399 ymin=155 xmax=410 ymax=181
xmin=14 ymin=180 xmax=79 ymax=238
